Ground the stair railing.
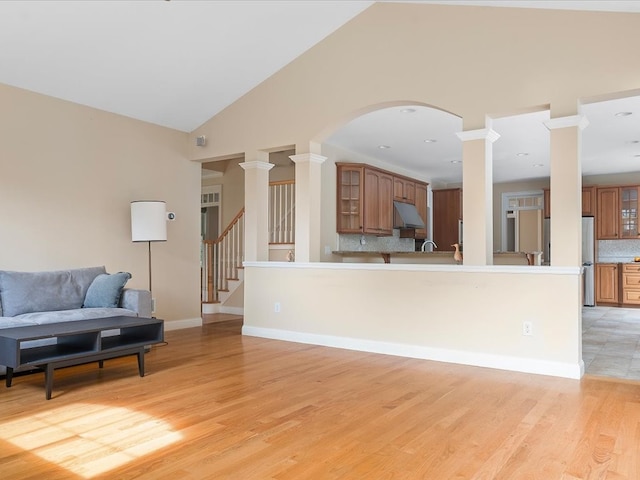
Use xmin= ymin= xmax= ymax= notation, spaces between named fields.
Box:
xmin=202 ymin=208 xmax=245 ymax=303
xmin=269 ymin=180 xmax=295 ymax=244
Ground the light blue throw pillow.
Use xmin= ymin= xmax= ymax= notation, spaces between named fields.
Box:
xmin=83 ymin=272 xmax=132 ymax=308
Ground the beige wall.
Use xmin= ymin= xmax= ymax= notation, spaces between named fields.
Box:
xmin=201 ymin=158 xmax=245 ymax=228
xmin=244 ymin=263 xmax=582 ymax=378
xmin=0 ymin=83 xmax=201 ymax=324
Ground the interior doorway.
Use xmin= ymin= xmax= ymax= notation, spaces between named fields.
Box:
xmin=501 ymin=191 xmax=543 ymax=253
xmin=201 ymin=185 xmax=222 ymax=241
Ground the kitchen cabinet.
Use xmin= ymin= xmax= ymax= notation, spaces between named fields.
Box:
xmin=596 ymin=263 xmax=619 ymax=305
xmin=543 ymin=186 xmax=596 ymax=219
xmin=543 ymin=189 xmax=550 ymax=219
xmin=432 ymin=188 xmax=462 ymax=252
xmin=414 ymin=183 xmax=428 ymax=240
xmin=582 ymin=186 xmax=596 ymax=217
xmin=393 ymin=177 xmax=416 ymax=204
xmin=596 ymin=185 xmax=640 ymax=239
xmin=622 ymin=263 xmax=640 ymax=305
xmin=337 ymin=163 xmax=427 ymax=237
xmin=363 ymin=168 xmax=393 ymax=235
xmin=336 ymin=164 xmax=364 ymax=234
xmin=597 ymin=187 xmax=619 ymax=239
xmin=620 ymin=186 xmax=640 ymax=238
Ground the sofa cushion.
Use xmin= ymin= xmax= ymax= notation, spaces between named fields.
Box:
xmin=0 ymin=266 xmax=106 ymax=317
xmin=83 ymin=272 xmax=132 ymax=308
xmin=14 ymin=307 xmax=136 ymax=325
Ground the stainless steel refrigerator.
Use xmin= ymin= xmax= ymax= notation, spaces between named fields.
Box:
xmin=543 ymin=217 xmax=595 ymax=306
xmin=582 ymin=217 xmax=595 ymax=306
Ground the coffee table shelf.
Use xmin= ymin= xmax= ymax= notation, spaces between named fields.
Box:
xmin=0 ymin=316 xmax=164 ymax=399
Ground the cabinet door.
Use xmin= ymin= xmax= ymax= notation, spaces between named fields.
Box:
xmin=596 ymin=188 xmax=619 ymax=239
xmin=582 ymin=186 xmax=596 ymax=217
xmin=596 ymin=263 xmax=619 ymax=304
xmin=337 ymin=165 xmax=363 ymax=233
xmin=414 ymin=183 xmax=428 ymax=239
xmin=432 ymin=188 xmax=462 ymax=251
xmin=363 ymin=168 xmax=393 ymax=235
xmin=620 ymin=186 xmax=640 ymax=238
xmin=393 ymin=177 xmax=416 ymax=204
xmin=543 ymin=189 xmax=550 ymax=219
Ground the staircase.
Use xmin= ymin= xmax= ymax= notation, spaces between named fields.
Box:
xmin=201 ymin=208 xmax=244 ymax=314
xmin=201 ymin=180 xmax=295 ymax=314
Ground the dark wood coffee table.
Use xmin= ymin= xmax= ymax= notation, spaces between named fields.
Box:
xmin=0 ymin=316 xmax=164 ymax=399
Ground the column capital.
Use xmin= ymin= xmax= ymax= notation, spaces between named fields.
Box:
xmin=544 ymin=115 xmax=589 ymax=131
xmin=239 ymin=160 xmax=275 ymax=171
xmin=456 ymin=128 xmax=500 ymax=143
xmin=289 ymin=153 xmax=327 ymax=165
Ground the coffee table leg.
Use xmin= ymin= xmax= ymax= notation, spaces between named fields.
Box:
xmin=45 ymin=364 xmax=54 ymax=400
xmin=6 ymin=367 xmax=13 ymax=387
xmin=137 ymin=349 xmax=145 ymax=377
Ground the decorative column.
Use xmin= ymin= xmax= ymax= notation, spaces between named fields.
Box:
xmin=544 ymin=115 xmax=588 ymax=267
xmin=290 ymin=153 xmax=327 ymax=262
xmin=456 ymin=128 xmax=500 ymax=265
xmin=240 ymin=159 xmax=274 ymax=262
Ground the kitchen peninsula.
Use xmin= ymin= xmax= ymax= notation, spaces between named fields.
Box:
xmin=333 ymin=250 xmax=531 ymax=265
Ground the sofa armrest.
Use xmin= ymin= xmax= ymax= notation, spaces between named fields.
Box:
xmin=119 ymin=288 xmax=152 ymax=318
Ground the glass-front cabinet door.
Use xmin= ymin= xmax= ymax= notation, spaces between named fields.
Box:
xmin=620 ymin=186 xmax=640 ymax=238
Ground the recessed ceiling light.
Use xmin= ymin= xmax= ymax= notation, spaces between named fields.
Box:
xmin=450 ymin=160 xmax=462 ymax=164
xmin=424 ymin=139 xmax=437 ymax=143
xmin=378 ymin=145 xmax=391 ymax=149
xmin=615 ymin=111 xmax=633 ymax=117
xmin=634 ymin=154 xmax=640 ymax=158
xmin=628 ymin=140 xmax=640 ymax=144
xmin=516 ymin=152 xmax=529 ymax=157
xmin=400 ymin=108 xmax=416 ymax=113
xmin=533 ymin=163 xmax=544 ymax=167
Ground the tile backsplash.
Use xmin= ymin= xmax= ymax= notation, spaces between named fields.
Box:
xmin=338 ymin=230 xmax=415 ymax=252
xmin=598 ymin=239 xmax=640 ymax=263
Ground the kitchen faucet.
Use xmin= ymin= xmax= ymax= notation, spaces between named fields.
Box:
xmin=421 ymin=240 xmax=438 ymax=252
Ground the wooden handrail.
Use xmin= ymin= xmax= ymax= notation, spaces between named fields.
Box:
xmin=269 ymin=180 xmax=295 ymax=186
xmin=213 ymin=208 xmax=245 ymax=244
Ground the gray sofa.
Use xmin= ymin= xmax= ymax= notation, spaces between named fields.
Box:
xmin=0 ymin=266 xmax=152 ymax=375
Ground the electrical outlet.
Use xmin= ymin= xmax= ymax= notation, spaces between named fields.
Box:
xmin=523 ymin=321 xmax=533 ymax=336
xmin=274 ymin=302 xmax=281 ymax=313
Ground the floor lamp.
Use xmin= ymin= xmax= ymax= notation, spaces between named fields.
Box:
xmin=131 ymin=201 xmax=167 ymax=309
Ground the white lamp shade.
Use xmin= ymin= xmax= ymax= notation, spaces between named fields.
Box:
xmin=131 ymin=201 xmax=167 ymax=242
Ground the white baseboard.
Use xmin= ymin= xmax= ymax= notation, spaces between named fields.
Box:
xmin=202 ymin=303 xmax=219 ymax=314
xmin=164 ymin=317 xmax=203 ymax=331
xmin=242 ymin=325 xmax=584 ymax=380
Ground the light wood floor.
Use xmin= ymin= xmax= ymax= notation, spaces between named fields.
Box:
xmin=1 ymin=320 xmax=640 ymax=479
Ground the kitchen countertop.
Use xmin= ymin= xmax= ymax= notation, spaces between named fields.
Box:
xmin=333 ymin=250 xmax=530 ymax=264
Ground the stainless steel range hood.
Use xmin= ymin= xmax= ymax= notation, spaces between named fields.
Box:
xmin=393 ymin=201 xmax=425 ymax=229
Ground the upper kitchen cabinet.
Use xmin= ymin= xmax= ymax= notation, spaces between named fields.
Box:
xmin=414 ymin=183 xmax=428 ymax=240
xmin=432 ymin=188 xmax=462 ymax=251
xmin=363 ymin=168 xmax=393 ymax=235
xmin=596 ymin=185 xmax=640 ymax=239
xmin=337 ymin=164 xmax=364 ymax=234
xmin=582 ymin=186 xmax=596 ymax=217
xmin=620 ymin=186 xmax=640 ymax=238
xmin=393 ymin=176 xmax=416 ymax=204
xmin=543 ymin=186 xmax=596 ymax=219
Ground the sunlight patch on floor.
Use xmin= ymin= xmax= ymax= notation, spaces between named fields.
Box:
xmin=0 ymin=402 xmax=182 ymax=478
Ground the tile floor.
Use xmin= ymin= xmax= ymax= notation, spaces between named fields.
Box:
xmin=582 ymin=306 xmax=640 ymax=380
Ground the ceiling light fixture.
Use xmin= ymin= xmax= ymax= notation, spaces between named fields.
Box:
xmin=533 ymin=163 xmax=544 ymax=167
xmin=424 ymin=139 xmax=437 ymax=143
xmin=400 ymin=108 xmax=416 ymax=113
xmin=628 ymin=140 xmax=640 ymax=144
xmin=450 ymin=160 xmax=461 ymax=164
xmin=615 ymin=111 xmax=633 ymax=117
xmin=516 ymin=152 xmax=529 ymax=157
xmin=378 ymin=145 xmax=391 ymax=149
